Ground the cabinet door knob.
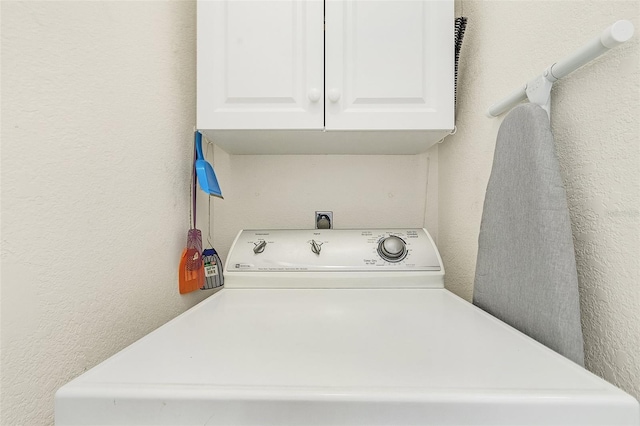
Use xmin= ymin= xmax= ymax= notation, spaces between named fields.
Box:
xmin=328 ymin=89 xmax=341 ymax=103
xmin=308 ymin=88 xmax=321 ymax=103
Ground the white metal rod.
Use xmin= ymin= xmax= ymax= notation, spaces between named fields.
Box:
xmin=485 ymin=86 xmax=527 ymax=118
xmin=486 ymin=20 xmax=635 ymax=118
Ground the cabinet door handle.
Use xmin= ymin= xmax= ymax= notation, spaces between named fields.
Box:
xmin=308 ymin=88 xmax=321 ymax=103
xmin=328 ymin=89 xmax=341 ymax=103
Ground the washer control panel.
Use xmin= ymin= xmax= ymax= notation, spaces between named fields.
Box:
xmin=226 ymin=229 xmax=441 ymax=272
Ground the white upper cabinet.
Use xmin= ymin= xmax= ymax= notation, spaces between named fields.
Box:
xmin=197 ymin=0 xmax=454 ymax=154
xmin=198 ymin=0 xmax=324 ymax=130
xmin=325 ymin=1 xmax=453 ymax=131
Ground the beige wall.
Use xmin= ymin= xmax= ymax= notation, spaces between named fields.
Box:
xmin=0 ymin=2 xmax=212 ymax=425
xmin=442 ymin=0 xmax=640 ymax=400
xmin=205 ymin=146 xmax=439 ymax=261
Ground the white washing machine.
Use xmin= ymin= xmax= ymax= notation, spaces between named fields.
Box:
xmin=55 ymin=229 xmax=639 ymax=425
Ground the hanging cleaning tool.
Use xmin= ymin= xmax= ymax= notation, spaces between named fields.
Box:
xmin=179 ymin=143 xmax=205 ymax=294
xmin=195 ymin=131 xmax=223 ymax=198
xmin=182 ymin=225 xmax=204 ymax=294
xmin=201 ymin=248 xmax=224 ymax=290
xmin=201 ymin=167 xmax=224 ymax=290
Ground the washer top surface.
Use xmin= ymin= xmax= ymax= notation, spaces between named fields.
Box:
xmin=73 ymin=288 xmax=615 ymax=394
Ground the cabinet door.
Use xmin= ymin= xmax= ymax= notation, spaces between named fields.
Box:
xmin=325 ymin=0 xmax=454 ymax=131
xmin=198 ymin=0 xmax=324 ymax=130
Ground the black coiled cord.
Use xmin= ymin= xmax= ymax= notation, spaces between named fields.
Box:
xmin=454 ymin=17 xmax=468 ymax=111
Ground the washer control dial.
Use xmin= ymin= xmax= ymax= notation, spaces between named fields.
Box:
xmin=310 ymin=240 xmax=322 ymax=255
xmin=377 ymin=236 xmax=407 ymax=262
xmin=253 ymin=240 xmax=267 ymax=254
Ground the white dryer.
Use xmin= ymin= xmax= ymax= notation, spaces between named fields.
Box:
xmin=55 ymin=229 xmax=639 ymax=425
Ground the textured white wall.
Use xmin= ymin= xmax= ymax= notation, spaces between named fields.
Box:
xmin=0 ymin=2 xmax=210 ymax=425
xmin=441 ymin=0 xmax=640 ymax=400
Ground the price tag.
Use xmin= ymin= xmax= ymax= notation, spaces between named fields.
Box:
xmin=205 ymin=263 xmax=218 ymax=277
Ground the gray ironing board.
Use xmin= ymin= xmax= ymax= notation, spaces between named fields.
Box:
xmin=473 ymin=103 xmax=585 ymax=366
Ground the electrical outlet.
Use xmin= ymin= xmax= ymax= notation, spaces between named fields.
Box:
xmin=315 ymin=211 xmax=333 ymax=229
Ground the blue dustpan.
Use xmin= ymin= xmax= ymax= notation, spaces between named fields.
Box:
xmin=194 ymin=131 xmax=223 ymax=198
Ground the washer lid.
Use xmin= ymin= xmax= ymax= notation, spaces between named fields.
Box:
xmin=56 ymin=289 xmax=639 ymax=425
